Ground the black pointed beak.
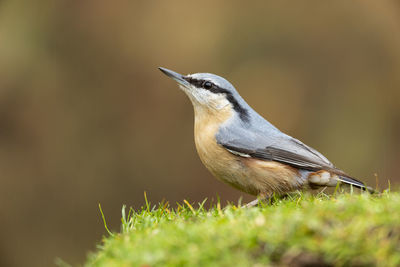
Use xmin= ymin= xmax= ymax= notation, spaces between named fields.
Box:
xmin=158 ymin=67 xmax=189 ymax=86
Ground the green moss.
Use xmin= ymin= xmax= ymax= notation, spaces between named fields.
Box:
xmin=85 ymin=192 xmax=400 ymax=267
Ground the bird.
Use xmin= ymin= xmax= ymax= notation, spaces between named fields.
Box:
xmin=158 ymin=67 xmax=374 ymax=206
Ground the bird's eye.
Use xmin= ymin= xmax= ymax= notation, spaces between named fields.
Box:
xmin=203 ymin=81 xmax=213 ymax=89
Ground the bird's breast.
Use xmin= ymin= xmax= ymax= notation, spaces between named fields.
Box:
xmin=193 ymin=105 xmax=242 ymax=184
xmin=193 ymin=105 xmax=304 ymax=196
xmin=193 ymin=105 xmax=235 ymax=176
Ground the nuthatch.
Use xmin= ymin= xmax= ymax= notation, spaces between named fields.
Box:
xmin=159 ymin=67 xmax=374 ymax=206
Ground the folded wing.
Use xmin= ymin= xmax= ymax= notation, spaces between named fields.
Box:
xmin=216 ymin=123 xmax=344 ymax=175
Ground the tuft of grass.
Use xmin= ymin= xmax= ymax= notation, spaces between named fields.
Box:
xmin=85 ymin=191 xmax=400 ymax=267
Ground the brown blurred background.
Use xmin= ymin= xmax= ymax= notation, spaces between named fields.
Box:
xmin=1 ymin=1 xmax=399 ymax=266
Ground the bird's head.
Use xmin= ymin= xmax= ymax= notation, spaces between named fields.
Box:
xmin=159 ymin=67 xmax=249 ymax=121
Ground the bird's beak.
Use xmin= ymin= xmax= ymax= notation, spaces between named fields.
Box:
xmin=158 ymin=67 xmax=190 ymax=87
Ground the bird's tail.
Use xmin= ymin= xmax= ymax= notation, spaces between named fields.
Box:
xmin=338 ymin=175 xmax=376 ymax=194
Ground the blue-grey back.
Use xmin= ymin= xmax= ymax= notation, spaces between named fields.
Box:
xmin=211 ymin=80 xmax=335 ymax=170
xmin=189 ymin=72 xmax=335 ymax=170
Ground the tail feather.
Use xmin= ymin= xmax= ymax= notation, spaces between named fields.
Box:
xmin=338 ymin=175 xmax=376 ymax=193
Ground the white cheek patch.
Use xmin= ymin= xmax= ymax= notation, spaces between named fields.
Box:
xmin=185 ymin=86 xmax=230 ymax=110
xmin=214 ymin=99 xmax=230 ymax=109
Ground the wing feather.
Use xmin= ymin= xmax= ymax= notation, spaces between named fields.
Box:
xmin=216 ymin=123 xmax=343 ymax=174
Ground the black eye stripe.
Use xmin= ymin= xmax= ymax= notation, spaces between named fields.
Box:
xmin=183 ymin=77 xmax=219 ymax=92
xmin=183 ymin=77 xmax=203 ymax=88
xmin=182 ymin=76 xmax=249 ymax=122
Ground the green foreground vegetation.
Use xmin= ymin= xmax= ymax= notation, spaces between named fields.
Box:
xmin=85 ymin=191 xmax=400 ymax=267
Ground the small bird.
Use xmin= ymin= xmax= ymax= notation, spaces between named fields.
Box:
xmin=159 ymin=67 xmax=374 ymax=206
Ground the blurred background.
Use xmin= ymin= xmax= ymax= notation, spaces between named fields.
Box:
xmin=1 ymin=0 xmax=399 ymax=266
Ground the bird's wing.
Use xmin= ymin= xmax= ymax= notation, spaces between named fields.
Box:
xmin=216 ymin=123 xmax=340 ymax=173
xmin=216 ymin=120 xmax=375 ymax=192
